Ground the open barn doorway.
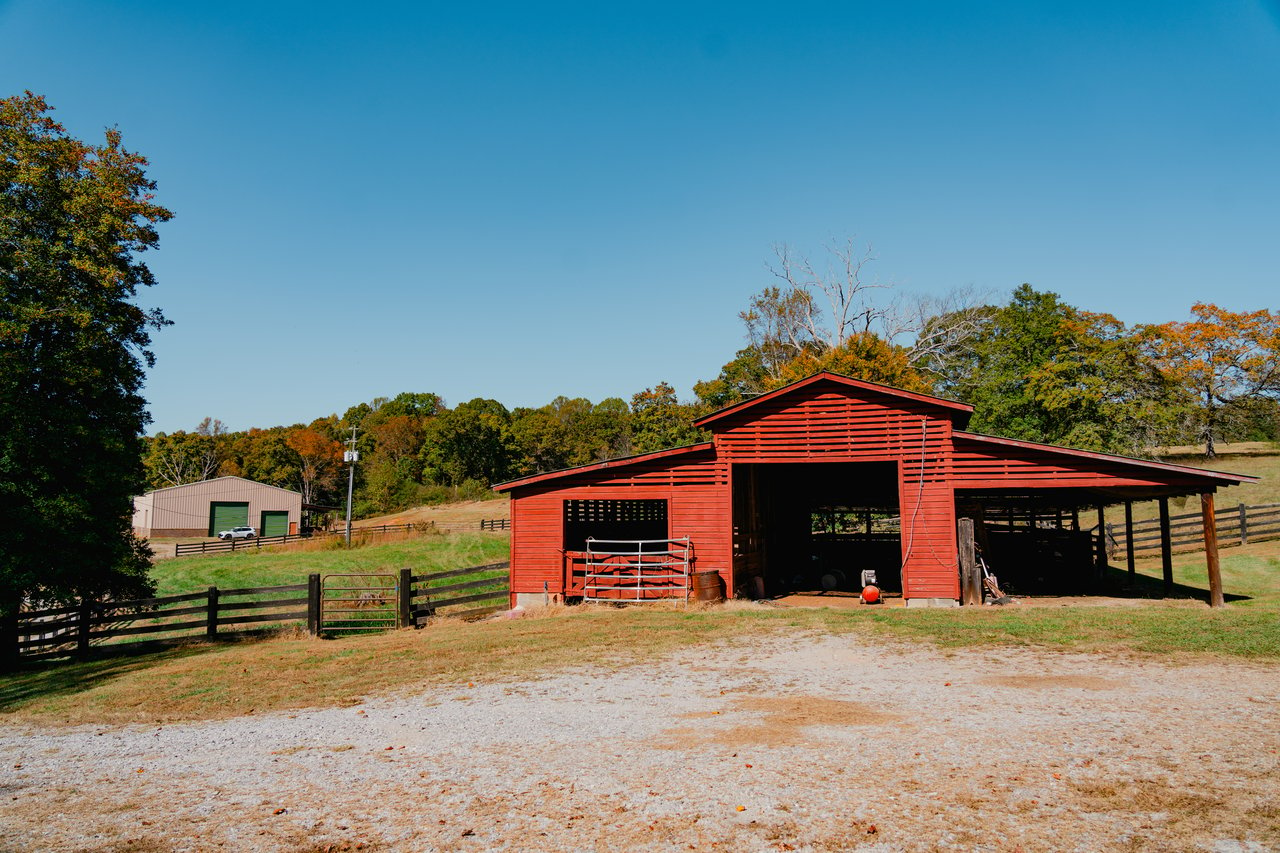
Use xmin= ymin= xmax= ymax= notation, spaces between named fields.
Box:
xmin=732 ymin=462 xmax=901 ymax=598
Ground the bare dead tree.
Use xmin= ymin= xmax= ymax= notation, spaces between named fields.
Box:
xmin=767 ymin=238 xmax=890 ymax=350
xmin=742 ymin=238 xmax=991 ymax=385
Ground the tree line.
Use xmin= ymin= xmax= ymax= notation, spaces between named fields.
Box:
xmin=144 ymin=243 xmax=1280 ymax=519
xmin=5 ymin=92 xmax=1277 ymax=622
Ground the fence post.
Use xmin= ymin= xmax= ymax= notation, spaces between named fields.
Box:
xmin=76 ymin=599 xmax=92 ymax=658
xmin=398 ymin=568 xmax=412 ymax=628
xmin=1239 ymin=502 xmax=1248 ymax=545
xmin=206 ymin=586 xmax=219 ymax=638
xmin=307 ymin=574 xmax=321 ymax=635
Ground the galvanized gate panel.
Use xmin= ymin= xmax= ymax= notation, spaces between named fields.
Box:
xmin=320 ymin=574 xmax=398 ymax=633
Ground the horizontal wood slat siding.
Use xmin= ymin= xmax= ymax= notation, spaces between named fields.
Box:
xmin=508 ymin=449 xmax=729 ymax=597
xmin=950 ymin=439 xmax=1221 ymax=489
xmin=713 ymin=387 xmax=960 ymax=600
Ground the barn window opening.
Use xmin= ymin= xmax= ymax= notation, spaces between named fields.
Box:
xmin=563 ymin=499 xmax=669 ymax=552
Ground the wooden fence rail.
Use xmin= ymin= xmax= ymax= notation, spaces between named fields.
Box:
xmin=404 ymin=561 xmax=511 ymax=626
xmin=1107 ymin=502 xmax=1280 ymax=556
xmin=6 ymin=560 xmax=512 ymax=666
xmin=172 ymin=519 xmax=511 ymax=558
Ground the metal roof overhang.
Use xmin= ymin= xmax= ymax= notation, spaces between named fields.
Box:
xmin=951 ymin=431 xmax=1258 ymax=509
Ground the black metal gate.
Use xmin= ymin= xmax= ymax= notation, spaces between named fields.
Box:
xmin=320 ymin=573 xmax=398 ymax=633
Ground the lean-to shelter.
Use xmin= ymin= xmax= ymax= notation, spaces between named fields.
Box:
xmin=494 ymin=372 xmax=1255 ymax=607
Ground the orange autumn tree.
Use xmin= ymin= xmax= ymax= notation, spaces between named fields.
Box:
xmin=1143 ymin=304 xmax=1280 ymax=457
xmin=769 ymin=331 xmax=932 ymax=393
xmin=286 ymin=427 xmax=344 ymax=504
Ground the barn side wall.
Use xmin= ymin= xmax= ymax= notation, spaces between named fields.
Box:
xmin=711 ymin=387 xmax=960 ymax=601
xmin=508 ymin=452 xmax=730 ymax=600
xmin=146 ymin=478 xmax=302 ymax=537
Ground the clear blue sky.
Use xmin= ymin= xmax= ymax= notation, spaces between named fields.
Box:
xmin=3 ymin=1 xmax=1278 ymax=434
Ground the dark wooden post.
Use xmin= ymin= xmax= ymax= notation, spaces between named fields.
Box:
xmin=1202 ymin=492 xmax=1224 ymax=608
xmin=1096 ymin=505 xmax=1107 ymax=569
xmin=206 ymin=586 xmax=219 ymax=639
xmin=398 ymin=568 xmax=413 ymax=628
xmin=1159 ymin=497 xmax=1173 ymax=596
xmin=307 ymin=573 xmax=321 ymax=635
xmin=1239 ymin=502 xmax=1248 ymax=545
xmin=1124 ymin=501 xmax=1135 ymax=585
xmin=76 ymin=599 xmax=92 ymax=658
xmin=1071 ymin=508 xmax=1079 ymax=531
xmin=958 ymin=518 xmax=980 ymax=605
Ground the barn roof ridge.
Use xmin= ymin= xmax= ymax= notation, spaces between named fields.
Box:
xmin=142 ymin=475 xmax=302 ymax=496
xmin=692 ymin=371 xmax=975 ymax=429
xmin=953 ymin=431 xmax=1258 ymax=485
xmin=492 ymin=441 xmax=716 ymax=492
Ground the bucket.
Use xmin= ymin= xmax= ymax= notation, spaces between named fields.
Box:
xmin=691 ymin=570 xmax=725 ymax=602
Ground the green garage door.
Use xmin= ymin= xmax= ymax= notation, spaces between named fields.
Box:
xmin=260 ymin=510 xmax=289 ymax=538
xmin=209 ymin=502 xmax=249 ymax=536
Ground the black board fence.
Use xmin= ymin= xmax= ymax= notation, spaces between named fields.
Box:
xmin=172 ymin=519 xmax=511 ymax=558
xmin=8 ymin=582 xmax=309 ymax=665
xmin=403 ymin=562 xmax=511 ymax=626
xmin=1108 ymin=502 xmax=1280 ymax=557
xmin=5 ymin=561 xmax=513 ymax=666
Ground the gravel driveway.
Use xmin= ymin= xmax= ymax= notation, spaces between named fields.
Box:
xmin=3 ymin=633 xmax=1278 ymax=852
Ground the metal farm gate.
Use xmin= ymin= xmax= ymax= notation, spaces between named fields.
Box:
xmin=320 ymin=573 xmax=398 ymax=633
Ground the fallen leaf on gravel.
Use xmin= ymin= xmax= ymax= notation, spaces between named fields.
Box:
xmin=867 ymin=824 xmax=878 ymax=834
xmin=273 ymin=808 xmax=287 ymax=815
xmin=461 ymin=828 xmax=475 ymax=837
xmin=135 ymin=768 xmax=144 ymax=773
xmin=736 ymin=806 xmax=746 ymax=811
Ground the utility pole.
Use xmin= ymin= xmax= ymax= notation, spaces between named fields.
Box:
xmin=343 ymin=427 xmax=358 ymax=546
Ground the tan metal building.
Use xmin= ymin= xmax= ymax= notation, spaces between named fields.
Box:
xmin=132 ymin=476 xmax=302 ymax=538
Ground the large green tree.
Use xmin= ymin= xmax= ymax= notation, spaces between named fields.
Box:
xmin=0 ymin=93 xmax=171 ymax=616
xmin=949 ymin=285 xmax=1175 ymax=454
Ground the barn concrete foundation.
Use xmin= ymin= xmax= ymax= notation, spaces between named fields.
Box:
xmin=905 ymin=598 xmax=959 ymax=608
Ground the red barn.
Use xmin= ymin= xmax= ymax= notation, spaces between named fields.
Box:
xmin=495 ymin=372 xmax=1253 ymax=607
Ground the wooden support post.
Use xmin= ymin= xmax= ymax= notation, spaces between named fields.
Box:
xmin=307 ymin=573 xmax=321 ymax=635
xmin=1071 ymin=508 xmax=1079 ymax=531
xmin=206 ymin=586 xmax=219 ymax=639
xmin=1239 ymin=502 xmax=1248 ymax=545
xmin=1096 ymin=505 xmax=1107 ymax=568
xmin=398 ymin=568 xmax=413 ymax=628
xmin=958 ymin=518 xmax=980 ymax=606
xmin=1159 ymin=498 xmax=1173 ymax=596
xmin=1124 ymin=501 xmax=1135 ymax=585
xmin=1202 ymin=493 xmax=1224 ymax=608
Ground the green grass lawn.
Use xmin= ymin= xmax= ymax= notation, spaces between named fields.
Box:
xmin=149 ymin=531 xmax=510 ymax=596
xmin=5 ymin=526 xmax=1278 ymax=727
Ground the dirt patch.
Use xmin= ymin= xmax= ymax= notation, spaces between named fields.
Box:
xmin=981 ymin=674 xmax=1126 ymax=691
xmin=664 ymin=694 xmax=897 ymax=747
